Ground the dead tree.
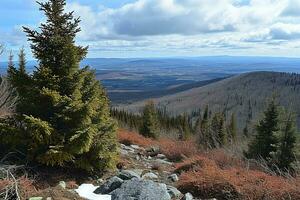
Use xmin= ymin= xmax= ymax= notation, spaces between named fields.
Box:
xmin=0 ymin=77 xmax=18 ymax=118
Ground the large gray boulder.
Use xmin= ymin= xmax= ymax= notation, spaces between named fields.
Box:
xmin=110 ymin=178 xmax=171 ymax=200
xmin=94 ymin=176 xmax=124 ymax=194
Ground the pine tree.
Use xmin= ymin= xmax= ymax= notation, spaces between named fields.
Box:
xmin=276 ymin=113 xmax=297 ymax=171
xmin=6 ymin=0 xmax=117 ymax=172
xmin=246 ymin=100 xmax=279 ymax=161
xmin=228 ymin=113 xmax=237 ymax=143
xmin=211 ymin=113 xmax=226 ymax=148
xmin=179 ymin=114 xmax=191 ymax=140
xmin=199 ymin=105 xmax=210 ymax=148
xmin=243 ymin=124 xmax=249 ymax=137
xmin=139 ymin=101 xmax=159 ymax=139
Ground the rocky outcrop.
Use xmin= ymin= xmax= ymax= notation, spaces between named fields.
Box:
xmin=110 ymin=178 xmax=171 ymax=200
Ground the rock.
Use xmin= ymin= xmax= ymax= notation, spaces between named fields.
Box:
xmin=118 ymin=170 xmax=140 ymax=180
xmin=29 ymin=198 xmax=43 ymax=200
xmin=75 ymin=184 xmax=111 ymax=200
xmin=46 ymin=197 xmax=52 ymax=200
xmin=135 ymin=155 xmax=140 ymax=160
xmin=122 ymin=145 xmax=135 ymax=153
xmin=131 ymin=169 xmax=144 ymax=177
xmin=110 ymin=178 xmax=171 ymax=200
xmin=120 ymin=149 xmax=129 ymax=155
xmin=146 ymin=146 xmax=160 ymax=157
xmin=168 ymin=174 xmax=179 ymax=182
xmin=157 ymin=154 xmax=166 ymax=159
xmin=167 ymin=185 xmax=182 ymax=199
xmin=130 ymin=144 xmax=140 ymax=150
xmin=142 ymin=172 xmax=158 ymax=179
xmin=94 ymin=176 xmax=124 ymax=194
xmin=182 ymin=192 xmax=193 ymax=200
xmin=154 ymin=159 xmax=173 ymax=165
xmin=58 ymin=181 xmax=66 ymax=189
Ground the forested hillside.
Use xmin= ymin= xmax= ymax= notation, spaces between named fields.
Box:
xmin=121 ymin=71 xmax=300 ymax=130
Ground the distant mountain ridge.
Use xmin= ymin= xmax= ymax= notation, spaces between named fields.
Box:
xmin=121 ymin=71 xmax=300 ymax=130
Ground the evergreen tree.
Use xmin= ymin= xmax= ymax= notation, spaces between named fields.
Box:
xmin=199 ymin=105 xmax=210 ymax=148
xmin=228 ymin=113 xmax=237 ymax=142
xmin=6 ymin=0 xmax=117 ymax=172
xmin=243 ymin=124 xmax=249 ymax=137
xmin=139 ymin=101 xmax=159 ymax=139
xmin=179 ymin=114 xmax=191 ymax=140
xmin=276 ymin=113 xmax=297 ymax=171
xmin=246 ymin=100 xmax=279 ymax=161
xmin=211 ymin=113 xmax=226 ymax=148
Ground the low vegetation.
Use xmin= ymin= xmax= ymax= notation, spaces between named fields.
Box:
xmin=118 ymin=129 xmax=300 ymax=200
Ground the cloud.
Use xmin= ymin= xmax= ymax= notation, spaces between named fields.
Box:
xmin=3 ymin=0 xmax=300 ymax=58
xmin=281 ymin=0 xmax=300 ymax=17
xmin=68 ymin=0 xmax=251 ymax=39
xmin=242 ymin=23 xmax=300 ymax=43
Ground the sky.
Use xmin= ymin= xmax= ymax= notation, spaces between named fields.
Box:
xmin=1 ymin=0 xmax=300 ymax=60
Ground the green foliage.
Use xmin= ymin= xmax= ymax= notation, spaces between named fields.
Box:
xmin=178 ymin=114 xmax=191 ymax=140
xmin=227 ymin=113 xmax=237 ymax=143
xmin=245 ymin=100 xmax=298 ymax=171
xmin=276 ymin=112 xmax=297 ymax=171
xmin=4 ymin=0 xmax=117 ymax=172
xmin=246 ymin=100 xmax=279 ymax=161
xmin=210 ymin=113 xmax=227 ymax=148
xmin=139 ymin=101 xmax=159 ymax=139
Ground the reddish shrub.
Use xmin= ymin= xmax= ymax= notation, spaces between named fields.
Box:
xmin=66 ymin=180 xmax=78 ymax=189
xmin=159 ymin=139 xmax=198 ymax=161
xmin=205 ymin=149 xmax=245 ymax=169
xmin=174 ymin=155 xmax=216 ymax=174
xmin=117 ymin=129 xmax=156 ymax=147
xmin=118 ymin=129 xmax=198 ymax=161
xmin=0 ymin=176 xmax=36 ymax=200
xmin=176 ymin=156 xmax=300 ymax=200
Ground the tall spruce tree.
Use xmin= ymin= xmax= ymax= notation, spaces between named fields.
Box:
xmin=211 ymin=113 xmax=226 ymax=148
xmin=246 ymin=100 xmax=279 ymax=161
xmin=7 ymin=0 xmax=117 ymax=172
xmin=179 ymin=114 xmax=191 ymax=140
xmin=139 ymin=101 xmax=159 ymax=139
xmin=276 ymin=113 xmax=297 ymax=171
xmin=199 ymin=105 xmax=210 ymax=148
xmin=228 ymin=113 xmax=237 ymax=142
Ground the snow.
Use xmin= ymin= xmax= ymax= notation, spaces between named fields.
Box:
xmin=75 ymin=184 xmax=111 ymax=200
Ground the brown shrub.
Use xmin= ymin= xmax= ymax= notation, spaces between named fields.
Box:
xmin=174 ymin=155 xmax=216 ymax=174
xmin=0 ymin=176 xmax=36 ymax=200
xmin=159 ymin=139 xmax=198 ymax=162
xmin=118 ymin=129 xmax=198 ymax=162
xmin=205 ymin=149 xmax=245 ymax=169
xmin=176 ymin=156 xmax=300 ymax=200
xmin=117 ymin=129 xmax=156 ymax=147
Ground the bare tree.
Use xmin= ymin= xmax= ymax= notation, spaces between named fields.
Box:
xmin=0 ymin=45 xmax=18 ymax=118
xmin=0 ymin=78 xmax=18 ymax=118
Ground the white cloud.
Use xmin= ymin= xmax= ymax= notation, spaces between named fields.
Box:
xmin=4 ymin=0 xmax=300 ymax=58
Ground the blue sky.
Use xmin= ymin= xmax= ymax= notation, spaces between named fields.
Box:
xmin=1 ymin=0 xmax=300 ymax=60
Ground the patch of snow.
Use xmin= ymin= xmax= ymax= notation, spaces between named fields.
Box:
xmin=75 ymin=184 xmax=111 ymax=200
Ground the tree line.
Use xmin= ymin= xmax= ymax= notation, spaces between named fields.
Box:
xmin=113 ymin=99 xmax=298 ymax=172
